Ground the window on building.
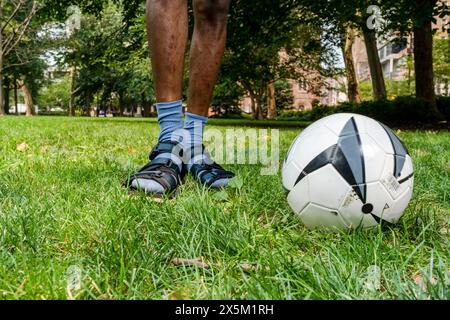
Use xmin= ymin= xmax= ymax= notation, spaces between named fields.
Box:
xmin=386 ymin=44 xmax=392 ymax=56
xmin=379 ymin=47 xmax=385 ymax=60
xmin=392 ymin=41 xmax=407 ymax=54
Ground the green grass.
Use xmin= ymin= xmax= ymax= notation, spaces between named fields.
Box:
xmin=0 ymin=116 xmax=448 ymax=300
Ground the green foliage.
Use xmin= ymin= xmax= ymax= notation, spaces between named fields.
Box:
xmin=1 ymin=0 xmax=48 ymax=108
xmin=211 ymin=78 xmax=245 ymax=116
xmin=222 ymin=0 xmax=339 ymax=116
xmin=278 ymin=96 xmax=445 ymax=125
xmin=275 ymin=80 xmax=294 ymax=110
xmin=360 ymin=78 xmax=417 ymax=102
xmin=37 ymin=75 xmax=71 ymax=111
xmin=57 ymin=3 xmax=153 ymax=114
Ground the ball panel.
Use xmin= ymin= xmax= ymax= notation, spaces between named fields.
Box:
xmin=398 ymin=154 xmax=414 ymax=182
xmin=364 ymin=118 xmax=396 ymax=155
xmin=359 ymin=133 xmax=387 ymax=183
xmin=284 ymin=134 xmax=303 ymax=165
xmin=299 ymin=203 xmax=349 ymax=230
xmin=323 ymin=113 xmax=367 ymax=136
xmin=289 ymin=126 xmax=338 ymax=174
xmin=299 ymin=116 xmax=332 ymax=137
xmin=287 ymin=175 xmax=310 ymax=214
xmin=380 ymin=154 xmax=414 ymax=200
xmin=339 ymin=182 xmax=394 ymax=228
xmin=379 ymin=183 xmax=413 ymax=224
xmin=283 ymin=125 xmax=328 ymax=168
xmin=282 ymin=160 xmax=302 ymax=191
xmin=307 ymin=164 xmax=351 ymax=210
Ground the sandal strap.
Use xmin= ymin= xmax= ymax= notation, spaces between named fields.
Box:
xmin=129 ymin=166 xmax=179 ymax=191
xmin=149 ymin=141 xmax=183 ymax=161
xmin=141 ymin=157 xmax=181 ymax=174
xmin=190 ymin=160 xmax=235 ymax=188
xmin=125 ymin=141 xmax=185 ymax=194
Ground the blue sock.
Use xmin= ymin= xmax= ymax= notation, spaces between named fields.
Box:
xmin=157 ymin=100 xmax=184 ymax=143
xmin=184 ymin=112 xmax=231 ymax=188
xmin=184 ymin=112 xmax=208 ymax=146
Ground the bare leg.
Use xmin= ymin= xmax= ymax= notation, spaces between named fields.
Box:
xmin=188 ymin=0 xmax=231 ymax=116
xmin=146 ymin=0 xmax=188 ymax=102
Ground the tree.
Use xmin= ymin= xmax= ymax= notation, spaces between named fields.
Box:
xmin=361 ymin=24 xmax=387 ymax=101
xmin=274 ymin=79 xmax=294 ymax=110
xmin=301 ymin=0 xmax=388 ymax=101
xmin=54 ymin=3 xmax=154 ymax=116
xmin=0 ymin=0 xmax=39 ymax=115
xmin=341 ymin=24 xmax=362 ymax=103
xmin=223 ymin=0 xmax=337 ymax=119
xmin=211 ymin=77 xmax=244 ymax=116
xmin=37 ymin=74 xmax=71 ymax=111
xmin=267 ymin=81 xmax=277 ymax=119
xmin=413 ymin=0 xmax=438 ymax=106
xmin=379 ymin=0 xmax=449 ymax=107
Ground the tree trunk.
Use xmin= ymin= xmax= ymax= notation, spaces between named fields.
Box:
xmin=267 ymin=81 xmax=277 ymax=119
xmin=0 ymin=4 xmax=4 ymax=117
xmin=342 ymin=26 xmax=362 ymax=103
xmin=3 ymin=77 xmax=9 ymax=114
xmin=254 ymin=96 xmax=264 ymax=120
xmin=69 ymin=67 xmax=76 ymax=116
xmin=119 ymin=94 xmax=124 ymax=117
xmin=248 ymin=91 xmax=262 ymax=120
xmin=14 ymin=79 xmax=18 ymax=115
xmin=0 ymin=75 xmax=4 ymax=115
xmin=18 ymin=80 xmax=35 ymax=117
xmin=85 ymin=92 xmax=92 ymax=116
xmin=362 ymin=28 xmax=387 ymax=101
xmin=414 ymin=12 xmax=436 ymax=107
xmin=250 ymin=95 xmax=256 ymax=119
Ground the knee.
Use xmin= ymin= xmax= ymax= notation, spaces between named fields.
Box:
xmin=193 ymin=0 xmax=230 ymax=25
xmin=146 ymin=0 xmax=185 ymax=12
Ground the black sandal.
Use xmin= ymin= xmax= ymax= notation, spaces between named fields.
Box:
xmin=188 ymin=145 xmax=235 ymax=189
xmin=124 ymin=141 xmax=186 ymax=198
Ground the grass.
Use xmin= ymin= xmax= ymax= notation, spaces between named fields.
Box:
xmin=0 ymin=116 xmax=448 ymax=300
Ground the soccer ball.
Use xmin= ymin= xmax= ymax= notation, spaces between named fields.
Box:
xmin=282 ymin=113 xmax=414 ymax=230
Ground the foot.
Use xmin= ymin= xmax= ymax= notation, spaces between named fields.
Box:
xmin=187 ymin=145 xmax=235 ymax=189
xmin=125 ymin=141 xmax=186 ymax=198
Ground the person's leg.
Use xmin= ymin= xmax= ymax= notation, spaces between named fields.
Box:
xmin=128 ymin=0 xmax=189 ymax=196
xmin=147 ymin=0 xmax=188 ymax=104
xmin=185 ymin=0 xmax=234 ymax=188
xmin=187 ymin=0 xmax=231 ymax=117
xmin=147 ymin=0 xmax=188 ymax=144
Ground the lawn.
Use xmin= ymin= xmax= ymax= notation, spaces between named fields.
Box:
xmin=0 ymin=116 xmax=448 ymax=300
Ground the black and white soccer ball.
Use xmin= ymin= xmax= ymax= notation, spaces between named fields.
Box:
xmin=282 ymin=113 xmax=414 ymax=230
